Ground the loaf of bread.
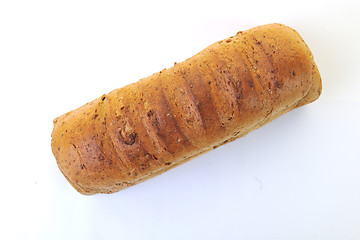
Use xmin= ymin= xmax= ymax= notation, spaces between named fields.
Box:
xmin=51 ymin=23 xmax=321 ymax=195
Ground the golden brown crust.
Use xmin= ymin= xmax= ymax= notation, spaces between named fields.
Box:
xmin=51 ymin=23 xmax=321 ymax=195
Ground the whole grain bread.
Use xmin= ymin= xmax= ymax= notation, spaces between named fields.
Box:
xmin=51 ymin=23 xmax=322 ymax=195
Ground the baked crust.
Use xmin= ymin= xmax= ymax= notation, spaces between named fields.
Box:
xmin=51 ymin=23 xmax=321 ymax=195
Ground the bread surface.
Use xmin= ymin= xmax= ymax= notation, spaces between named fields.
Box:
xmin=51 ymin=23 xmax=322 ymax=195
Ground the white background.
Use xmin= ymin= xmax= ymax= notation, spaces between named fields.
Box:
xmin=1 ymin=0 xmax=359 ymax=239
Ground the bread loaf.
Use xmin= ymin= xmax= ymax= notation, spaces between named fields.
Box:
xmin=51 ymin=23 xmax=322 ymax=195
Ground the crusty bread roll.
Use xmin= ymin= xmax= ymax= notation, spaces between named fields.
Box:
xmin=51 ymin=23 xmax=321 ymax=195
